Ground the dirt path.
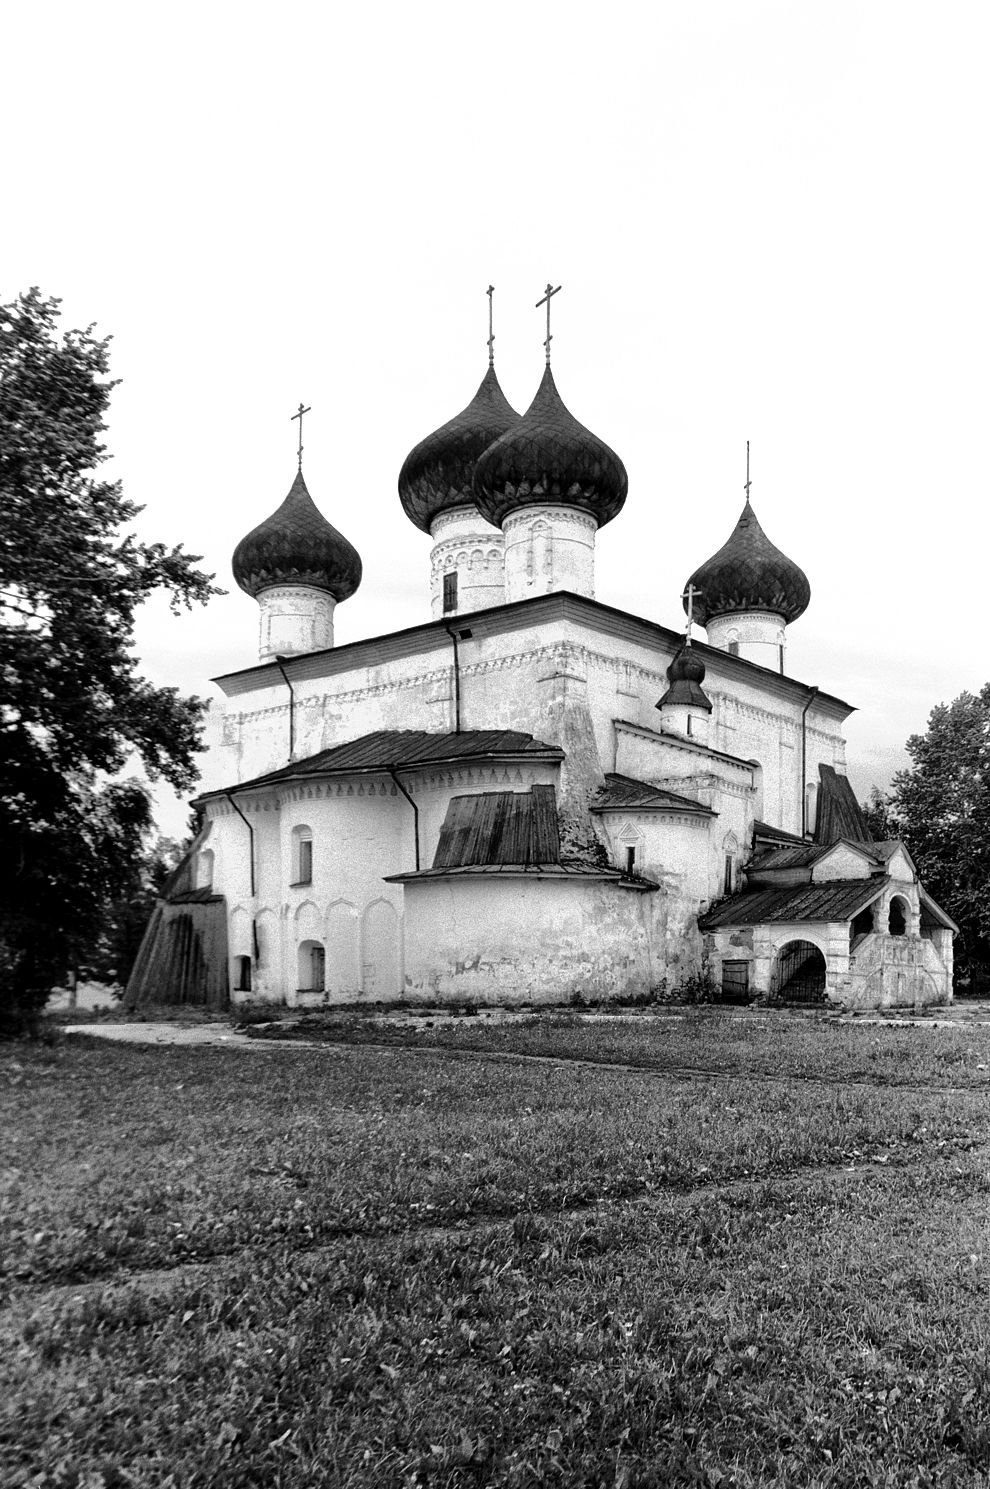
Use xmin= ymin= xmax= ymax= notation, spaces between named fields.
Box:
xmin=6 ymin=1140 xmax=983 ymax=1319
xmin=65 ymin=1021 xmax=990 ymax=1097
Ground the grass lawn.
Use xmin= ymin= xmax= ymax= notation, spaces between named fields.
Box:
xmin=3 ymin=1017 xmax=990 ymax=1486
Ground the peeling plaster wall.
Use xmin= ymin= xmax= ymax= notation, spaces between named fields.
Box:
xmin=203 ymin=761 xmax=564 ymax=1006
xmin=208 ymin=608 xmax=850 ymax=856
xmin=402 ymin=878 xmax=659 ymax=1005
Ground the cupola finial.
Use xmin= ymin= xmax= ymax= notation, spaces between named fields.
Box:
xmin=291 ymin=401 xmax=311 ymax=472
xmin=681 ymin=582 xmax=702 ymax=647
xmin=487 ymin=284 xmax=495 ymax=368
xmin=744 ymin=439 xmax=752 ymax=505
xmin=536 ymin=282 xmax=561 ymax=365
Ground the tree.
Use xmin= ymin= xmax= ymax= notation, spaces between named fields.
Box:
xmin=84 ymin=832 xmax=187 ymax=989
xmin=860 ymin=785 xmax=899 ymax=843
xmin=888 ymin=685 xmax=990 ymax=987
xmin=0 ymin=289 xmax=220 ymax=1033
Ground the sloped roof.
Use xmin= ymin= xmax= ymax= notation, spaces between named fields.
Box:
xmin=433 ymin=786 xmax=560 ymax=868
xmin=589 ymin=773 xmax=715 ymax=816
xmin=386 ymin=862 xmax=656 ymax=886
xmin=754 ymin=820 xmax=807 ymax=847
xmin=200 ymin=730 xmax=564 ymax=800
xmin=920 ymin=888 xmax=959 ymax=933
xmin=750 ymin=838 xmax=880 ymax=874
xmin=749 ymin=843 xmax=828 ymax=872
xmin=814 ymin=765 xmax=871 ymax=845
xmin=700 ymin=879 xmax=884 ymax=930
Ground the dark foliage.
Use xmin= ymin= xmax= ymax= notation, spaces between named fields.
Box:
xmin=885 ymin=686 xmax=990 ymax=988
xmin=0 ymin=289 xmax=220 ymax=1034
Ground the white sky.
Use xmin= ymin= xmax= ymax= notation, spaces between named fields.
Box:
xmin=5 ymin=1 xmax=989 ymax=835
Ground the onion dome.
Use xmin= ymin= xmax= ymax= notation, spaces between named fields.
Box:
xmin=398 ymin=366 xmax=520 ymax=533
xmin=232 ymin=469 xmax=362 ymax=601
xmin=657 ymin=647 xmax=713 ymax=712
xmin=473 ymin=365 xmax=628 ymax=529
xmin=684 ymin=501 xmax=810 ymax=625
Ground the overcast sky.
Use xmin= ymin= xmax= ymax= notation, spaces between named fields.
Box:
xmin=5 ymin=1 xmax=989 ymax=834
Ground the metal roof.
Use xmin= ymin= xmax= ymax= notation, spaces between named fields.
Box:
xmin=700 ymin=879 xmax=884 ymax=930
xmin=200 ymin=730 xmax=564 ymax=799
xmin=433 ymin=786 xmax=560 ymax=869
xmin=749 ymin=839 xmax=879 ymax=874
xmin=753 ymin=820 xmax=807 ymax=847
xmin=386 ymin=863 xmax=657 ymax=889
xmin=589 ymin=773 xmax=715 ymax=816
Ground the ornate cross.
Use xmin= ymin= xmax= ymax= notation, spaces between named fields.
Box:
xmin=536 ymin=282 xmax=561 ymax=364
xmin=744 ymin=439 xmax=752 ymax=503
xmin=291 ymin=402 xmax=311 ymax=470
xmin=487 ymin=285 xmax=495 ymax=366
xmin=681 ymin=582 xmax=702 ymax=645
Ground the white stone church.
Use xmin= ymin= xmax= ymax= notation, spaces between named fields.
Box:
xmin=126 ymin=305 xmax=955 ymax=1013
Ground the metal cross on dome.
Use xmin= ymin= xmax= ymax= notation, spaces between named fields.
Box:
xmin=744 ymin=439 xmax=752 ymax=503
xmin=487 ymin=285 xmax=495 ymax=367
xmin=291 ymin=402 xmax=311 ymax=471
xmin=681 ymin=582 xmax=702 ymax=646
xmin=536 ymin=282 xmax=561 ymax=364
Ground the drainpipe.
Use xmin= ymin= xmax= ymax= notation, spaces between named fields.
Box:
xmin=274 ymin=655 xmax=295 ymax=760
xmin=800 ymin=685 xmax=819 ymax=838
xmin=444 ymin=624 xmax=472 ymax=733
xmin=389 ymin=768 xmax=420 ymax=871
xmin=225 ymin=792 xmax=256 ymax=896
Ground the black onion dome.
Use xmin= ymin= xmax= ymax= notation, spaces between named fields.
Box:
xmin=473 ymin=364 xmax=628 ymax=529
xmin=657 ymin=647 xmax=713 ymax=712
xmin=684 ymin=502 xmax=810 ymax=626
xmin=232 ymin=470 xmax=362 ymax=601
xmin=398 ymin=365 xmax=520 ymax=533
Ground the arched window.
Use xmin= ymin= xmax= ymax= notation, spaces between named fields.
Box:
xmin=291 ymin=825 xmax=313 ymax=886
xmin=888 ymin=897 xmax=908 ymax=937
xmin=298 ymin=939 xmax=325 ymax=992
xmin=234 ymin=955 xmax=252 ymax=992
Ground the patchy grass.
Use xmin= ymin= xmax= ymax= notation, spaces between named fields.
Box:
xmin=3 ymin=1028 xmax=990 ymax=1485
xmin=262 ymin=1007 xmax=990 ymax=1089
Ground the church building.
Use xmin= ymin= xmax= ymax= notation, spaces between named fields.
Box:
xmin=125 ymin=290 xmax=955 ymax=1014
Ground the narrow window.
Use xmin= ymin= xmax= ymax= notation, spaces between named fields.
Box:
xmin=778 ymin=644 xmax=784 ymax=674
xmin=291 ymin=826 xmax=313 ymax=886
xmin=728 ymin=641 xmax=740 ymax=656
xmin=724 ymin=855 xmax=734 ymax=896
xmin=235 ymin=955 xmax=252 ymax=992
xmin=298 ymin=939 xmax=326 ymax=992
xmin=625 ymin=845 xmax=636 ymax=876
xmin=443 ymin=571 xmax=458 ymax=613
xmin=686 ymin=715 xmax=693 ymax=736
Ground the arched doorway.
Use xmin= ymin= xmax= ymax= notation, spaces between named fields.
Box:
xmin=771 ymin=940 xmax=827 ymax=1005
